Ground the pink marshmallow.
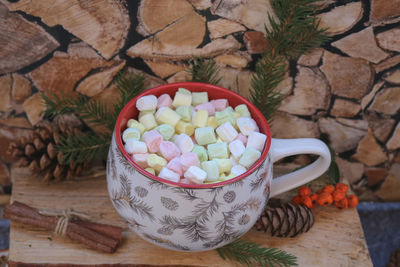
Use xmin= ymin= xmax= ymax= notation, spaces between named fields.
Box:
xmin=166 ymin=158 xmax=183 ymax=177
xmin=143 ymin=130 xmax=163 ymax=153
xmin=179 ymin=178 xmax=196 ymax=184
xmin=195 ymin=102 xmax=215 ymax=115
xmin=235 ymin=133 xmax=248 ymax=146
xmin=211 ymin=99 xmax=228 ymax=111
xmin=157 ymin=94 xmax=173 ymax=109
xmin=132 ymin=153 xmax=149 ymax=168
xmin=159 ymin=141 xmax=181 ymax=161
xmin=179 ymin=152 xmax=200 ymax=173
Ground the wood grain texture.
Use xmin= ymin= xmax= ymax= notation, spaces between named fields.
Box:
xmin=9 ymin=166 xmax=372 ymax=266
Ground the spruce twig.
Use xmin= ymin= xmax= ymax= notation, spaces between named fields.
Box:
xmin=217 ymin=239 xmax=298 ymax=267
xmin=189 ymin=58 xmax=221 ymax=85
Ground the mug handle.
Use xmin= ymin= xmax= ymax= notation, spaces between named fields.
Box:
xmin=269 ymin=138 xmax=331 ymax=198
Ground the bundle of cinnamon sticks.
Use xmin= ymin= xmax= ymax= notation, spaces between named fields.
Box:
xmin=4 ymin=201 xmax=123 ymax=253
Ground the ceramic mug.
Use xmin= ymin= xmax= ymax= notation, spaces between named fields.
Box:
xmin=106 ymin=82 xmax=331 ymax=251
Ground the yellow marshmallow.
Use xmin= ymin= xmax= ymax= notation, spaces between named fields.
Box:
xmin=144 ymin=167 xmax=156 ymax=175
xmin=172 ymin=90 xmax=192 ymax=107
xmin=127 ymin=119 xmax=145 ymax=134
xmin=147 ymin=154 xmax=167 ymax=172
xmin=176 ymin=120 xmax=195 ymax=136
xmin=155 ymin=107 xmax=181 ymax=127
xmin=214 ymin=158 xmax=233 ymax=174
xmin=193 ymin=109 xmax=208 ymax=128
xmin=138 ymin=113 xmax=157 ymax=130
xmin=207 ymin=116 xmax=218 ymax=129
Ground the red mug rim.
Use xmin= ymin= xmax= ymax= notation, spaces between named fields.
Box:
xmin=115 ymin=82 xmax=271 ymax=188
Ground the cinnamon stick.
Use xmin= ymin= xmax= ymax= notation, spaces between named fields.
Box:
xmin=4 ymin=201 xmax=123 ymax=253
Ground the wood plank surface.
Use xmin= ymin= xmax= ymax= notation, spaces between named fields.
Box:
xmin=9 ymin=166 xmax=372 ymax=266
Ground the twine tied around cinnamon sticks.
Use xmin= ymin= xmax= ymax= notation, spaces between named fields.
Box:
xmin=39 ymin=208 xmax=91 ymax=236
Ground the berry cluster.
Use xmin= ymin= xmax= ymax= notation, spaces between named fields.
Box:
xmin=292 ymin=183 xmax=359 ymax=210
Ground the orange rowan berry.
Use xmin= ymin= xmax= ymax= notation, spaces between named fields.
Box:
xmin=316 ymin=189 xmax=323 ymax=195
xmin=322 ymin=185 xmax=335 ymax=194
xmin=335 ymin=182 xmax=349 ymax=194
xmin=335 ymin=198 xmax=348 ymax=210
xmin=332 ymin=190 xmax=346 ymax=202
xmin=347 ymin=195 xmax=359 ymax=208
xmin=316 ymin=192 xmax=333 ymax=206
xmin=310 ymin=193 xmax=318 ymax=208
xmin=292 ymin=195 xmax=302 ymax=205
xmin=298 ymin=186 xmax=311 ymax=197
xmin=301 ymin=195 xmax=313 ymax=209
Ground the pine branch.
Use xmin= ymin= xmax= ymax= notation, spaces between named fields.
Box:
xmin=55 ymin=131 xmax=111 ymax=164
xmin=78 ymin=99 xmax=115 ymax=132
xmin=41 ymin=92 xmax=89 ymax=119
xmin=217 ymin=239 xmax=298 ymax=267
xmin=189 ymin=58 xmax=221 ymax=85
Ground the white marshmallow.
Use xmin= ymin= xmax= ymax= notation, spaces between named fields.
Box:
xmin=124 ymin=140 xmax=148 ymax=154
xmin=184 ymin=166 xmax=207 ymax=184
xmin=237 ymin=117 xmax=259 ymax=136
xmin=122 ymin=127 xmax=141 ymax=142
xmin=230 ymin=155 xmax=238 ymax=165
xmin=231 ymin=164 xmax=247 ymax=176
xmin=136 ymin=95 xmax=158 ymax=111
xmin=216 ymin=121 xmax=238 ymax=142
xmin=229 ymin=139 xmax=245 ymax=159
xmin=174 ymin=133 xmax=194 ymax=153
xmin=246 ymin=132 xmax=267 ymax=152
xmin=158 ymin=167 xmax=180 ymax=182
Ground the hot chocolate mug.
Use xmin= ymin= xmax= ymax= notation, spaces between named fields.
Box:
xmin=106 ymin=82 xmax=331 ymax=251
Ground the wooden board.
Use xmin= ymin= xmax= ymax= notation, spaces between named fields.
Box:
xmin=8 ymin=166 xmax=372 ymax=266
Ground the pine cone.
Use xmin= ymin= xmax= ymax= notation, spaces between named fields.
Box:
xmin=387 ymin=244 xmax=400 ymax=267
xmin=254 ymin=198 xmax=314 ymax=237
xmin=7 ymin=116 xmax=85 ymax=182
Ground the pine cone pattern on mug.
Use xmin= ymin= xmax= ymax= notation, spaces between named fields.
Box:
xmin=7 ymin=116 xmax=86 ymax=182
xmin=254 ymin=198 xmax=314 ymax=237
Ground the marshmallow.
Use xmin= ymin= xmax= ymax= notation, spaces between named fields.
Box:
xmin=172 ymin=89 xmax=192 ymax=107
xmin=136 ymin=95 xmax=157 ymax=111
xmin=144 ymin=167 xmax=155 ymax=175
xmin=191 ymin=110 xmax=197 ymax=125
xmin=219 ymin=173 xmax=235 ymax=181
xmin=176 ymin=121 xmax=195 ymax=136
xmin=194 ymin=127 xmax=217 ymax=145
xmin=155 ymin=107 xmax=181 ymax=127
xmin=214 ymin=158 xmax=232 ymax=174
xmin=122 ymin=127 xmax=141 ymax=142
xmin=179 ymin=178 xmax=196 ymax=184
xmin=127 ymin=119 xmax=145 ymax=134
xmin=180 ymin=152 xmax=200 ymax=172
xmin=211 ymin=99 xmax=228 ymax=111
xmin=138 ymin=110 xmax=155 ymax=120
xmin=155 ymin=124 xmax=175 ymax=141
xmin=192 ymin=145 xmax=208 ymax=163
xmin=124 ymin=140 xmax=148 ymax=154
xmin=139 ymin=112 xmax=157 ymax=130
xmin=229 ymin=139 xmax=245 ymax=159
xmin=246 ymin=132 xmax=267 ymax=152
xmin=192 ymin=92 xmax=209 ymax=106
xmin=231 ymin=164 xmax=247 ymax=176
xmin=237 ymin=117 xmax=259 ymax=136
xmin=176 ymin=106 xmax=192 ymax=122
xmin=207 ymin=142 xmax=228 ymax=159
xmin=239 ymin=147 xmax=261 ymax=168
xmin=234 ymin=112 xmax=241 ymax=120
xmin=143 ymin=129 xmax=163 ymax=153
xmin=230 ymin=155 xmax=238 ymax=165
xmin=235 ymin=133 xmax=248 ymax=145
xmin=201 ymin=160 xmax=219 ymax=181
xmin=215 ymin=108 xmax=236 ymax=127
xmin=195 ymin=102 xmax=215 ymax=116
xmin=159 ymin=167 xmax=180 ymax=182
xmin=157 ymin=94 xmax=173 ymax=109
xmin=166 ymin=157 xmax=183 ymax=176
xmin=147 ymin=154 xmax=167 ymax=172
xmin=184 ymin=166 xmax=207 ymax=184
xmin=207 ymin=116 xmax=218 ymax=129
xmin=174 ymin=133 xmax=194 ymax=153
xmin=132 ymin=153 xmax=149 ymax=168
xmin=178 ymin=88 xmax=191 ymax=95
xmin=216 ymin=121 xmax=238 ymax=142
xmin=159 ymin=141 xmax=181 ymax=161
xmin=193 ymin=109 xmax=208 ymax=128
xmin=235 ymin=104 xmax=251 ymax=117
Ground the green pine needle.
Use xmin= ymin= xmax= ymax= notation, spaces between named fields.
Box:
xmin=55 ymin=132 xmax=111 ymax=164
xmin=189 ymin=58 xmax=221 ymax=85
xmin=41 ymin=92 xmax=89 ymax=119
xmin=217 ymin=239 xmax=298 ymax=267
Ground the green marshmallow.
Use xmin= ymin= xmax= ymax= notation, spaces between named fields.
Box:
xmin=207 ymin=142 xmax=228 ymax=159
xmin=155 ymin=124 xmax=175 ymax=140
xmin=176 ymin=106 xmax=192 ymax=122
xmin=192 ymin=92 xmax=209 ymax=106
xmin=239 ymin=147 xmax=261 ymax=168
xmin=192 ymin=145 xmax=208 ymax=163
xmin=235 ymin=104 xmax=251 ymax=117
xmin=215 ymin=108 xmax=236 ymax=127
xmin=201 ymin=160 xmax=219 ymax=181
xmin=178 ymin=87 xmax=192 ymax=95
xmin=195 ymin=127 xmax=217 ymax=145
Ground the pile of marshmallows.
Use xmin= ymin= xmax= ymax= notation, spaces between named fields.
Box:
xmin=122 ymin=88 xmax=267 ymax=185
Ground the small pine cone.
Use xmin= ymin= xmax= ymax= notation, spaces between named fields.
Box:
xmin=254 ymin=198 xmax=314 ymax=238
